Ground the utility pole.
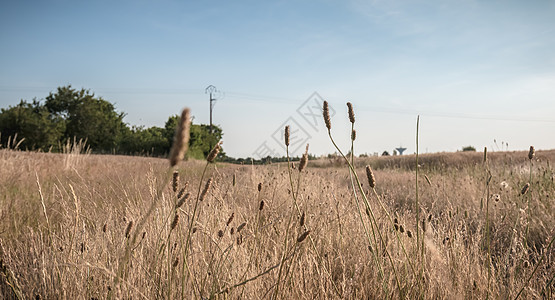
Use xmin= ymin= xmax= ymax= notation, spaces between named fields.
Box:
xmin=205 ymin=85 xmax=218 ymax=133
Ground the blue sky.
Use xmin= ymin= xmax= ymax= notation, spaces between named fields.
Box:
xmin=1 ymin=0 xmax=554 ymax=157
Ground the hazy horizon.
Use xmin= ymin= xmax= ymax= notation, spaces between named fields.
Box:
xmin=1 ymin=0 xmax=554 ymax=157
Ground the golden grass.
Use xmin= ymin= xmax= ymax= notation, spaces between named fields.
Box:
xmin=0 ymin=147 xmax=554 ymax=299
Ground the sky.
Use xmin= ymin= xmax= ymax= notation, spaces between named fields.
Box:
xmin=1 ymin=0 xmax=554 ymax=158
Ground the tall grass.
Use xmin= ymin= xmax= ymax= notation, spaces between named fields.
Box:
xmin=0 ymin=105 xmax=554 ymax=299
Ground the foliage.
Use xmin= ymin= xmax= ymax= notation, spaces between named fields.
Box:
xmin=0 ymin=99 xmax=65 ymax=150
xmin=0 ymin=85 xmax=225 ymax=157
xmin=462 ymin=145 xmax=476 ymax=152
xmin=45 ymin=86 xmax=127 ymax=152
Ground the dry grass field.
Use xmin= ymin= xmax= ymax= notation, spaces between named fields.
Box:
xmin=1 ymin=106 xmax=554 ymax=299
xmin=1 ymin=144 xmax=554 ymax=299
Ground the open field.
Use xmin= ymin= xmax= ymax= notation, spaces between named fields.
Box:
xmin=0 ymin=148 xmax=554 ymax=299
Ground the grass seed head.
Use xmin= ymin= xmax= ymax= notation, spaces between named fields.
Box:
xmin=170 ymin=213 xmax=179 ymax=231
xmin=172 ymin=171 xmax=179 ymax=192
xmin=299 ymin=153 xmax=308 ymax=172
xmin=300 ymin=211 xmax=306 ymax=227
xmin=365 ymin=165 xmax=376 ymax=188
xmin=169 ymin=108 xmax=191 ymax=167
xmin=296 ymin=230 xmax=310 ymax=243
xmin=207 ymin=141 xmax=222 ymax=163
xmin=347 ymin=102 xmax=355 ymax=123
xmin=218 ymin=230 xmax=224 ymax=238
xmin=226 ymin=213 xmax=234 ymax=226
xmin=407 ymin=230 xmax=412 ymax=238
xmin=177 ymin=187 xmax=186 ymax=199
xmin=176 ymin=192 xmax=190 ymax=209
xmin=284 ymin=125 xmax=290 ymax=146
xmin=258 ymin=182 xmax=262 ymax=192
xmin=259 ymin=200 xmax=265 ymax=211
xmin=323 ymin=101 xmax=331 ymax=130
xmin=528 ymin=146 xmax=535 ymax=160
xmin=237 ymin=222 xmax=247 ymax=232
xmin=124 ymin=221 xmax=133 ymax=238
xmin=521 ymin=183 xmax=530 ymax=195
xmin=200 ymin=178 xmax=213 ymax=201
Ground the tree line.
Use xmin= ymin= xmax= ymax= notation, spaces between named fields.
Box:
xmin=0 ymin=85 xmax=223 ymax=159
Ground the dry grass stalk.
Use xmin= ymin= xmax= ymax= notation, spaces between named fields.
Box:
xmin=351 ymin=129 xmax=356 ymax=141
xmin=169 ymin=108 xmax=191 ymax=167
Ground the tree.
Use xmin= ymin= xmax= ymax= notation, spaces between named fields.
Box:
xmin=462 ymin=146 xmax=476 ymax=152
xmin=45 ymin=86 xmax=127 ymax=152
xmin=120 ymin=125 xmax=170 ymax=156
xmin=0 ymin=100 xmax=65 ymax=150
